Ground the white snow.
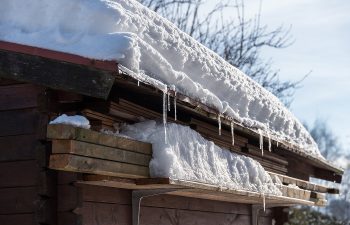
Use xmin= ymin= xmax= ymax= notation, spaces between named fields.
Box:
xmin=0 ymin=0 xmax=322 ymax=159
xmin=120 ymin=120 xmax=282 ymax=196
xmin=49 ymin=114 xmax=90 ymax=129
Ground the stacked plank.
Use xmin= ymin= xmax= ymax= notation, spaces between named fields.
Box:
xmin=47 ymin=124 xmax=152 ymax=178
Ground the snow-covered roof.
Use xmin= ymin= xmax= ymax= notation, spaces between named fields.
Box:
xmin=0 ymin=0 xmax=322 ymax=159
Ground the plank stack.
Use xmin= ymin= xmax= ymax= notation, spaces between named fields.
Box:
xmin=47 ymin=124 xmax=152 ymax=178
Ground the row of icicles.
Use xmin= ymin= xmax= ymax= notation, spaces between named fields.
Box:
xmin=158 ymin=84 xmax=276 ymax=157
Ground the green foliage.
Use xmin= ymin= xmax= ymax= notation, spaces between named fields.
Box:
xmin=285 ymin=207 xmax=348 ymax=225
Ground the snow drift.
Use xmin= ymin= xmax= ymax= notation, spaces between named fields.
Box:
xmin=49 ymin=114 xmax=91 ymax=129
xmin=120 ymin=120 xmax=282 ymax=195
xmin=0 ymin=0 xmax=322 ymax=158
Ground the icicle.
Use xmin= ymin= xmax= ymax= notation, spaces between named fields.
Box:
xmin=268 ymin=134 xmax=271 ymax=152
xmin=217 ymin=114 xmax=221 ymax=136
xmin=174 ymin=89 xmax=177 ymax=121
xmin=230 ymin=121 xmax=235 ymax=146
xmin=262 ymin=193 xmax=266 ymax=212
xmin=167 ymin=91 xmax=171 ymax=111
xmin=137 ymin=80 xmax=140 ymax=86
xmin=276 ymin=141 xmax=279 ymax=148
xmin=162 ymin=89 xmax=167 ymax=143
xmin=259 ymin=130 xmax=264 ymax=156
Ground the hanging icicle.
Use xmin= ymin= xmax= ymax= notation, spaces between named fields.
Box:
xmin=259 ymin=130 xmax=264 ymax=156
xmin=162 ymin=89 xmax=167 ymax=143
xmin=167 ymin=90 xmax=171 ymax=111
xmin=230 ymin=121 xmax=235 ymax=146
xmin=137 ymin=80 xmax=140 ymax=86
xmin=276 ymin=141 xmax=279 ymax=148
xmin=268 ymin=134 xmax=272 ymax=152
xmin=174 ymin=89 xmax=177 ymax=121
xmin=262 ymin=193 xmax=266 ymax=212
xmin=217 ymin=114 xmax=222 ymax=136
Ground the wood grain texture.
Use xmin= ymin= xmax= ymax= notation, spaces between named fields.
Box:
xmin=0 ymin=109 xmax=39 ymax=136
xmin=0 ymin=135 xmax=38 ymax=161
xmin=49 ymin=154 xmax=149 ymax=178
xmin=0 ymin=160 xmax=40 ymax=188
xmin=0 ymin=49 xmax=115 ymax=99
xmin=52 ymin=140 xmax=151 ymax=166
xmin=47 ymin=124 xmax=152 ymax=155
xmin=0 ymin=84 xmax=40 ymax=111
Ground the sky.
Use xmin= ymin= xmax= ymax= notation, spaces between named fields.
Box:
xmin=241 ymin=0 xmax=350 ymax=151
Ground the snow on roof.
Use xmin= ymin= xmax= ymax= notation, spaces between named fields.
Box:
xmin=0 ymin=0 xmax=322 ymax=159
xmin=120 ymin=120 xmax=282 ymax=196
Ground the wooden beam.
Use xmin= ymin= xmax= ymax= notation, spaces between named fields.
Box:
xmin=52 ymin=140 xmax=151 ymax=166
xmin=49 ymin=154 xmax=149 ymax=178
xmin=47 ymin=124 xmax=152 ymax=155
xmin=0 ymin=49 xmax=115 ymax=99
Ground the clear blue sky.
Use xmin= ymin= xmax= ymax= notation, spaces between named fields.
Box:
xmin=250 ymin=0 xmax=350 ymax=151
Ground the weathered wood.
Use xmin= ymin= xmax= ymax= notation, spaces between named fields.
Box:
xmin=47 ymin=124 xmax=152 ymax=155
xmin=78 ymin=176 xmax=315 ymax=207
xmin=0 ymin=109 xmax=39 ymax=136
xmin=0 ymin=187 xmax=38 ymax=214
xmin=52 ymin=140 xmax=151 ymax=166
xmin=80 ymin=202 xmax=258 ymax=225
xmin=0 ymin=160 xmax=40 ymax=188
xmin=269 ymin=172 xmax=338 ymax=194
xmin=0 ymin=214 xmax=35 ymax=225
xmin=49 ymin=154 xmax=149 ymax=178
xmin=58 ymin=212 xmax=82 ymax=225
xmin=0 ymin=49 xmax=115 ymax=99
xmin=0 ymin=84 xmax=40 ymax=111
xmin=0 ymin=135 xmax=38 ymax=161
xmin=58 ymin=184 xmax=80 ymax=212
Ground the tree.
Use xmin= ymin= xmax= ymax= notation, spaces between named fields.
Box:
xmin=139 ymin=0 xmax=304 ymax=106
xmin=304 ymin=119 xmax=350 ymax=224
xmin=305 ymin=119 xmax=342 ymax=161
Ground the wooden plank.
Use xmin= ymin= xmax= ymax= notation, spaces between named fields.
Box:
xmin=0 ymin=109 xmax=39 ymax=136
xmin=52 ymin=140 xmax=151 ymax=166
xmin=0 ymin=214 xmax=35 ymax=225
xmin=0 ymin=160 xmax=40 ymax=188
xmin=79 ymin=184 xmax=252 ymax=215
xmin=268 ymin=172 xmax=337 ymax=194
xmin=49 ymin=154 xmax=149 ymax=178
xmin=0 ymin=49 xmax=115 ymax=99
xmin=0 ymin=135 xmax=37 ymax=161
xmin=0 ymin=187 xmax=38 ymax=214
xmin=47 ymin=124 xmax=152 ymax=155
xmin=80 ymin=202 xmax=255 ymax=225
xmin=58 ymin=212 xmax=81 ymax=225
xmin=58 ymin=185 xmax=80 ymax=212
xmin=0 ymin=84 xmax=40 ymax=111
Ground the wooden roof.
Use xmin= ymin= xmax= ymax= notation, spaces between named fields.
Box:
xmin=0 ymin=41 xmax=343 ymax=183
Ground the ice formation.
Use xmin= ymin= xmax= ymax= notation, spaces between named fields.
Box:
xmin=49 ymin=114 xmax=90 ymax=129
xmin=0 ymin=0 xmax=322 ymax=159
xmin=120 ymin=120 xmax=282 ymax=196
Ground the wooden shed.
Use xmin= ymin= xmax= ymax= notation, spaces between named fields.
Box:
xmin=0 ymin=41 xmax=343 ymax=225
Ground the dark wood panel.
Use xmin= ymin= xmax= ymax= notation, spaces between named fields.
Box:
xmin=0 ymin=187 xmax=38 ymax=214
xmin=0 ymin=49 xmax=115 ymax=99
xmin=80 ymin=202 xmax=259 ymax=225
xmin=58 ymin=212 xmax=81 ymax=225
xmin=0 ymin=109 xmax=39 ymax=136
xmin=0 ymin=135 xmax=37 ymax=161
xmin=0 ymin=84 xmax=40 ymax=111
xmin=58 ymin=184 xmax=80 ymax=212
xmin=0 ymin=214 xmax=35 ymax=225
xmin=0 ymin=160 xmax=40 ymax=188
